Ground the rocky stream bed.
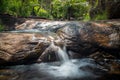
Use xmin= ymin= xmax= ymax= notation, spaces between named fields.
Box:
xmin=0 ymin=19 xmax=120 ymax=80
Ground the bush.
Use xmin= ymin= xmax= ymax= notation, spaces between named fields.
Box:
xmin=51 ymin=0 xmax=89 ymax=20
xmin=0 ymin=0 xmax=113 ymax=20
xmin=83 ymin=13 xmax=91 ymax=21
xmin=0 ymin=0 xmax=38 ymax=17
xmin=93 ymin=13 xmax=108 ymax=20
xmin=34 ymin=7 xmax=51 ymax=18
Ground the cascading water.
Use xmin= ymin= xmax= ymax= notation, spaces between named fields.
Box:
xmin=57 ymin=47 xmax=69 ymax=62
xmin=51 ymin=41 xmax=69 ymax=62
xmin=42 ymin=41 xmax=98 ymax=79
xmin=4 ymin=35 xmax=104 ymax=80
xmin=3 ymin=29 xmax=105 ymax=80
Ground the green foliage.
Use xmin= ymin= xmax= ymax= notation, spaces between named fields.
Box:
xmin=35 ymin=7 xmax=50 ymax=18
xmin=0 ymin=0 xmax=39 ymax=17
xmin=51 ymin=0 xmax=89 ymax=20
xmin=83 ymin=13 xmax=91 ymax=21
xmin=93 ymin=12 xmax=108 ymax=20
xmin=0 ymin=0 xmax=113 ymax=20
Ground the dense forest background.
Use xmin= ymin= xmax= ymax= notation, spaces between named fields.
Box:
xmin=0 ymin=0 xmax=120 ymax=20
xmin=0 ymin=0 xmax=120 ymax=31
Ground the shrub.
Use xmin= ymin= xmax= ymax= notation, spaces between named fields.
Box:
xmin=34 ymin=6 xmax=50 ymax=18
xmin=51 ymin=0 xmax=89 ymax=20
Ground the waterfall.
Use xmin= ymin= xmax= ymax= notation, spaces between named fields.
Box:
xmin=49 ymin=41 xmax=83 ymax=78
xmin=57 ymin=47 xmax=69 ymax=62
xmin=31 ymin=33 xmax=69 ymax=63
xmin=50 ymin=41 xmax=69 ymax=62
xmin=34 ymin=39 xmax=98 ymax=79
xmin=7 ymin=40 xmax=100 ymax=80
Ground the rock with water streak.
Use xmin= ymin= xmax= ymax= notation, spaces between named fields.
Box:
xmin=57 ymin=20 xmax=120 ymax=57
xmin=15 ymin=20 xmax=70 ymax=32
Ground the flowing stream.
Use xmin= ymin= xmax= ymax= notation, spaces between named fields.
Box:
xmin=0 ymin=21 xmax=109 ymax=80
xmin=0 ymin=41 xmax=106 ymax=80
xmin=50 ymin=41 xmax=69 ymax=62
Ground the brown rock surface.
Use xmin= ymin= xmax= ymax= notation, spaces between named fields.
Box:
xmin=0 ymin=33 xmax=49 ymax=65
xmin=57 ymin=20 xmax=120 ymax=57
xmin=0 ymin=20 xmax=120 ymax=65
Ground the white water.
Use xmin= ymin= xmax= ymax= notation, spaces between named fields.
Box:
xmin=57 ymin=47 xmax=69 ymax=62
xmin=10 ymin=45 xmax=101 ymax=80
xmin=29 ymin=34 xmax=100 ymax=79
xmin=11 ymin=58 xmax=100 ymax=80
xmin=45 ymin=42 xmax=97 ymax=78
xmin=49 ymin=41 xmax=69 ymax=62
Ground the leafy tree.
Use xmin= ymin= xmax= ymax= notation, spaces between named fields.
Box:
xmin=1 ymin=0 xmax=119 ymax=20
xmin=0 ymin=0 xmax=39 ymax=17
xmin=51 ymin=0 xmax=89 ymax=20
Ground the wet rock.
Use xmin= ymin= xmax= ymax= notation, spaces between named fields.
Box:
xmin=89 ymin=51 xmax=120 ymax=78
xmin=15 ymin=21 xmax=70 ymax=32
xmin=0 ymin=33 xmax=49 ymax=65
xmin=0 ymin=20 xmax=120 ymax=65
xmin=57 ymin=23 xmax=92 ymax=55
xmin=98 ymin=62 xmax=120 ymax=80
xmin=109 ymin=61 xmax=120 ymax=74
xmin=57 ymin=21 xmax=120 ymax=57
xmin=0 ymin=69 xmax=19 ymax=80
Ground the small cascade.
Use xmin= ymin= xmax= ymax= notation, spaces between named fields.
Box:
xmin=46 ymin=45 xmax=97 ymax=78
xmin=30 ymin=37 xmax=100 ymax=79
xmin=50 ymin=41 xmax=69 ymax=62
xmin=57 ymin=47 xmax=69 ymax=62
xmin=6 ymin=40 xmax=102 ymax=80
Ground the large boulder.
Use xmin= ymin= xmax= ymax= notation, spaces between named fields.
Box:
xmin=0 ymin=20 xmax=120 ymax=66
xmin=0 ymin=33 xmax=49 ymax=65
xmin=57 ymin=20 xmax=120 ymax=57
